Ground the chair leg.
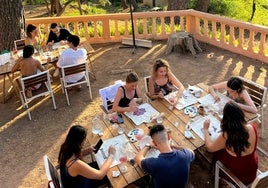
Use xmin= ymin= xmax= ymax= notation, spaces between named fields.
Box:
xmin=215 ymin=163 xmax=220 ymax=188
xmin=65 ymin=88 xmax=70 ymax=106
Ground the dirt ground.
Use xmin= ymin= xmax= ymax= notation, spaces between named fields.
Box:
xmin=1 ymin=40 xmax=268 ymax=188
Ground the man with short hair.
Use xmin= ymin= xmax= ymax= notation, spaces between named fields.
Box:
xmin=46 ymin=23 xmax=71 ymax=45
xmin=135 ymin=124 xmax=195 ymax=188
xmin=56 ymin=35 xmax=87 ymax=86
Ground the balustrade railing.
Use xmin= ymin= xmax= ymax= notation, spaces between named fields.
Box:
xmin=26 ymin=9 xmax=268 ymax=63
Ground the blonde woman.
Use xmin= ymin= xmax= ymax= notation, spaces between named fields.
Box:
xmin=148 ymin=58 xmax=184 ymax=100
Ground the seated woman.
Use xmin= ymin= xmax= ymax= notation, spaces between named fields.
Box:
xmin=208 ymin=77 xmax=257 ymax=113
xmin=25 ymin=24 xmax=39 ymax=46
xmin=58 ymin=125 xmax=116 ymax=188
xmin=112 ymin=72 xmax=142 ymax=113
xmin=148 ymin=59 xmax=184 ymax=100
xmin=203 ymin=102 xmax=258 ymax=185
xmin=11 ymin=45 xmax=45 ymax=97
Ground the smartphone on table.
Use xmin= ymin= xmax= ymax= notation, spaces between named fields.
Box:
xmin=94 ymin=139 xmax=103 ymax=153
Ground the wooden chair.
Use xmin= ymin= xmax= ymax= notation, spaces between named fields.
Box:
xmin=19 ymin=70 xmax=56 ymax=120
xmin=43 ymin=155 xmax=63 ymax=188
xmin=99 ymin=80 xmax=124 ymax=113
xmin=80 ymin=41 xmax=96 ymax=80
xmin=60 ymin=62 xmax=92 ymax=105
xmin=14 ymin=39 xmax=26 ymax=50
xmin=144 ymin=76 xmax=151 ymax=102
xmin=215 ymin=160 xmax=268 ymax=188
xmin=237 ymin=76 xmax=267 ymax=138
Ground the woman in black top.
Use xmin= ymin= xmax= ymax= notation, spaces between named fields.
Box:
xmin=112 ymin=72 xmax=142 ymax=113
xmin=58 ymin=125 xmax=115 ymax=188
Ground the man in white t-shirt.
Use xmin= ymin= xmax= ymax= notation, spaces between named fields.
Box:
xmin=56 ymin=35 xmax=87 ymax=84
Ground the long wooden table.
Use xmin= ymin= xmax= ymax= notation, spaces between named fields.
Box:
xmin=85 ymin=82 xmax=258 ymax=188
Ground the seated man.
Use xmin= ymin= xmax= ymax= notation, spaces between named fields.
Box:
xmin=11 ymin=45 xmax=45 ymax=97
xmin=46 ymin=23 xmax=71 ymax=45
xmin=56 ymin=35 xmax=87 ymax=89
xmin=135 ymin=124 xmax=195 ymax=188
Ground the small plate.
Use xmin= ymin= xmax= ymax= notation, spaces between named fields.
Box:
xmin=127 ymin=128 xmax=144 ymax=142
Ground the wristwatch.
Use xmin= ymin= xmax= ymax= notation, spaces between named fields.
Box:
xmin=145 ymin=143 xmax=151 ymax=149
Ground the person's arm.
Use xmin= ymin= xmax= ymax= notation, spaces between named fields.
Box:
xmin=11 ymin=59 xmax=21 ymax=80
xmin=71 ymin=146 xmax=115 ymax=180
xmin=112 ymin=87 xmax=137 ymax=113
xmin=134 ymin=146 xmax=151 ymax=168
xmin=208 ymin=81 xmax=227 ymax=102
xmin=203 ymin=119 xmax=226 ymax=152
xmin=46 ymin=31 xmax=54 ymax=45
xmin=148 ymin=77 xmax=163 ymax=99
xmin=168 ymin=72 xmax=185 ymax=98
xmin=235 ymin=90 xmax=258 ymax=113
xmin=36 ymin=60 xmax=45 ymax=72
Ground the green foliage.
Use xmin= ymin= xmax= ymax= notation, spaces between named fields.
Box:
xmin=208 ymin=0 xmax=268 ymax=26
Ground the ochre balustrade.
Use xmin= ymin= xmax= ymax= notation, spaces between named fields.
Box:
xmin=26 ymin=9 xmax=268 ymax=63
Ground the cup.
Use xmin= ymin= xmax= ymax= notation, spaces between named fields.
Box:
xmin=117 ymin=125 xmax=125 ymax=134
xmin=156 ymin=116 xmax=163 ymax=124
xmin=194 ymin=90 xmax=201 ymax=98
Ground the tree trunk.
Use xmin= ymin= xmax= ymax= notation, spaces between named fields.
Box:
xmin=167 ymin=0 xmax=188 ymax=10
xmin=121 ymin=0 xmax=128 ymax=9
xmin=77 ymin=0 xmax=83 ymax=15
xmin=167 ymin=0 xmax=188 ymax=24
xmin=0 ymin=0 xmax=24 ymax=52
xmin=196 ymin=0 xmax=210 ymax=12
xmin=50 ymin=0 xmax=63 ymax=15
xmin=250 ymin=0 xmax=256 ymax=21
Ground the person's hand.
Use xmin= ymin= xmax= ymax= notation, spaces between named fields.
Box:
xmin=213 ymin=95 xmax=220 ymax=103
xmin=158 ymin=91 xmax=164 ymax=99
xmin=60 ymin=40 xmax=66 ymax=45
xmin=87 ymin=146 xmax=96 ymax=154
xmin=47 ymin=42 xmax=54 ymax=46
xmin=108 ymin=145 xmax=116 ymax=155
xmin=129 ymin=98 xmax=138 ymax=112
xmin=203 ymin=119 xmax=210 ymax=130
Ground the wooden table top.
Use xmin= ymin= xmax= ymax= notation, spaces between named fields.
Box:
xmin=85 ymin=83 xmax=258 ymax=188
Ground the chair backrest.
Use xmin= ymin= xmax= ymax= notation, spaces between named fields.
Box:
xmin=14 ymin=39 xmax=26 ymax=51
xmin=250 ymin=171 xmax=268 ymax=188
xmin=43 ymin=155 xmax=62 ymax=188
xmin=99 ymin=80 xmax=124 ymax=113
xmin=237 ymin=76 xmax=267 ymax=108
xmin=61 ymin=62 xmax=87 ymax=78
xmin=21 ymin=70 xmax=50 ymax=90
xmin=81 ymin=41 xmax=95 ymax=55
xmin=144 ymin=76 xmax=150 ymax=93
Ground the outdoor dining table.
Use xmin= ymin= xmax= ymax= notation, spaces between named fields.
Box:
xmin=0 ymin=43 xmax=67 ymax=103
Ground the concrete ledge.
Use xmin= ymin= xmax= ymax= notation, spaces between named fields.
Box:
xmin=122 ymin=37 xmax=153 ymax=48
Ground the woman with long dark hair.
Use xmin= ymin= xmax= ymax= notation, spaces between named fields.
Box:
xmin=208 ymin=77 xmax=257 ymax=113
xmin=203 ymin=102 xmax=258 ymax=185
xmin=58 ymin=125 xmax=115 ymax=188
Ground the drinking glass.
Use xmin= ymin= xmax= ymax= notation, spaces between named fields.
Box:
xmin=92 ymin=116 xmax=102 ymax=135
xmin=119 ymin=148 xmax=128 ymax=173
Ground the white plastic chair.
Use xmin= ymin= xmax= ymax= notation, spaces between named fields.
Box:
xmin=215 ymin=160 xmax=268 ymax=188
xmin=99 ymin=80 xmax=124 ymax=113
xmin=43 ymin=155 xmax=63 ymax=188
xmin=14 ymin=39 xmax=26 ymax=50
xmin=19 ymin=70 xmax=56 ymax=120
xmin=60 ymin=62 xmax=92 ymax=105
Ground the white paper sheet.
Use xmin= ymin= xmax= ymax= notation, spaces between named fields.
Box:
xmin=94 ymin=134 xmax=136 ymax=168
xmin=189 ymin=114 xmax=221 ymax=141
xmin=124 ymin=103 xmax=160 ymax=125
xmin=164 ymin=91 xmax=198 ymax=110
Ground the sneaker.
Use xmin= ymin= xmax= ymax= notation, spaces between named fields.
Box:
xmin=53 ymin=68 xmax=60 ymax=77
xmin=25 ymin=89 xmax=32 ymax=98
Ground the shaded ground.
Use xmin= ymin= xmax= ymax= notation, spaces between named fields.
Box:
xmin=0 ymin=41 xmax=267 ymax=188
